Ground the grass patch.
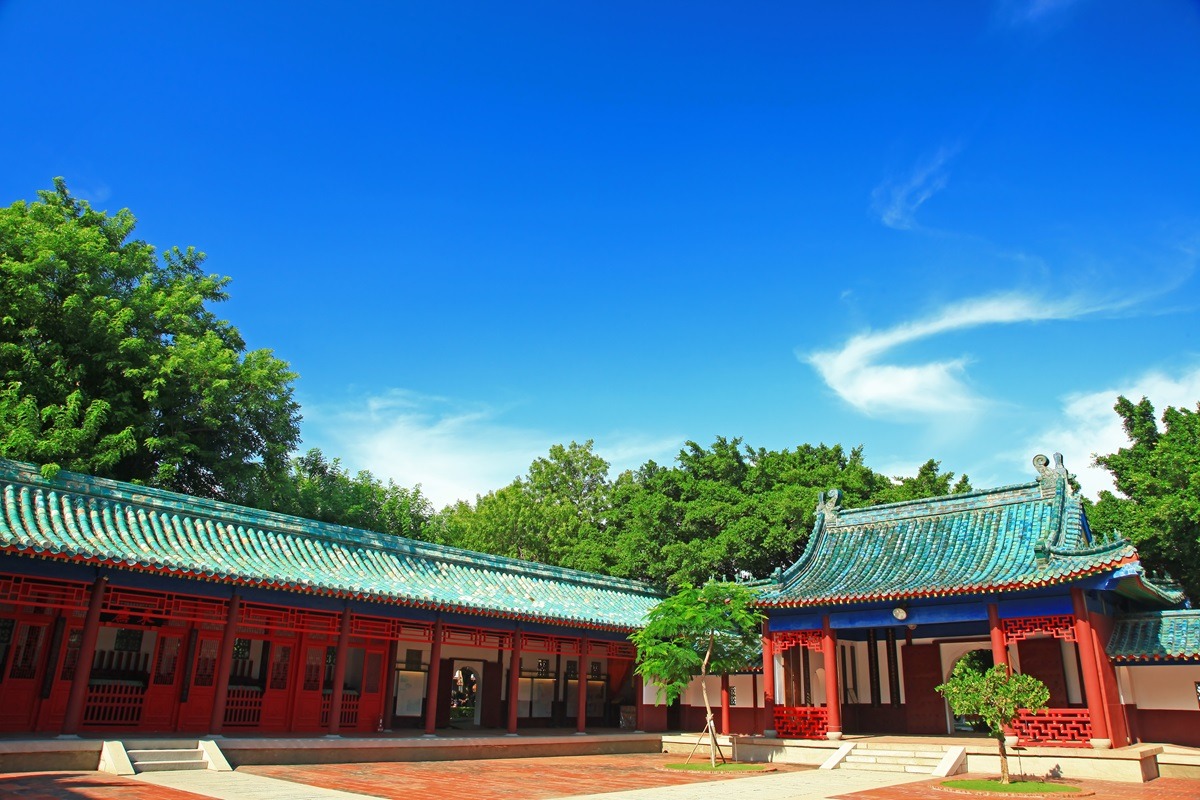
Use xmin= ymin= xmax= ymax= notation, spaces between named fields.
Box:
xmin=943 ymin=779 xmax=1081 ymax=794
xmin=664 ymin=762 xmax=770 ymax=773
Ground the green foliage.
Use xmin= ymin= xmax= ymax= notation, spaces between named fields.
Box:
xmin=0 ymin=179 xmax=300 ymax=501
xmin=1091 ymin=396 xmax=1200 ymax=601
xmin=630 ymin=580 xmax=764 ymax=707
xmin=439 ymin=441 xmax=613 ymax=570
xmin=437 ymin=437 xmax=970 ymax=586
xmin=251 ymin=448 xmax=435 ymax=541
xmin=937 ymin=660 xmax=1049 ymax=784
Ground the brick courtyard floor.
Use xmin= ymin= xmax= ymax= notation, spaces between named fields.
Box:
xmin=2 ymin=760 xmax=1197 ymax=800
xmin=242 ymin=753 xmax=804 ymax=798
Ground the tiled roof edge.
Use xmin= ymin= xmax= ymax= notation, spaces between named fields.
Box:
xmin=826 ymin=481 xmax=1044 ymax=528
xmin=0 ymin=458 xmax=661 ymax=598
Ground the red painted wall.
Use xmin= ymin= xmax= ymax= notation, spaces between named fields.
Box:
xmin=1128 ymin=708 xmax=1200 ymax=747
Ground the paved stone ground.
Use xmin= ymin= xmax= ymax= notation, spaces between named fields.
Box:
xmin=242 ymin=753 xmax=807 ymax=798
xmin=2 ymin=759 xmax=1198 ymax=800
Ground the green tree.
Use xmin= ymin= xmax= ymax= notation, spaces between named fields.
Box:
xmin=253 ymin=448 xmax=435 ymax=541
xmin=630 ymin=580 xmax=764 ymax=766
xmin=936 ymin=661 xmax=1049 ymax=784
xmin=1091 ymin=396 xmax=1200 ymax=600
xmin=0 ymin=179 xmax=300 ymax=500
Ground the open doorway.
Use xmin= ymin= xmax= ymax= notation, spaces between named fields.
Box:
xmin=948 ymin=648 xmax=994 ymax=733
xmin=451 ymin=661 xmax=483 ymax=727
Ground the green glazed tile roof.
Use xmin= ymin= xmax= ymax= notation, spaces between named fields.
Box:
xmin=757 ymin=454 xmax=1153 ymax=607
xmin=0 ymin=459 xmax=662 ymax=631
xmin=1108 ymin=610 xmax=1200 ymax=662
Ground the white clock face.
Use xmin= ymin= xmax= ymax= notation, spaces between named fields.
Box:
xmin=892 ymin=607 xmax=907 ymax=621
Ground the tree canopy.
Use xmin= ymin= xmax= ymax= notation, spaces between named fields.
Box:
xmin=630 ymin=580 xmax=764 ymax=764
xmin=1089 ymin=396 xmax=1200 ymax=601
xmin=937 ymin=660 xmax=1049 ymax=784
xmin=0 ymin=179 xmax=300 ymax=502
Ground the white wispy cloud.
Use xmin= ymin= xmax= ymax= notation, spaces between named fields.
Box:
xmin=1022 ymin=365 xmax=1200 ymax=498
xmin=300 ymin=389 xmax=682 ymax=508
xmin=871 ymin=146 xmax=958 ymax=231
xmin=806 ymin=292 xmax=1119 ymax=419
xmin=998 ymin=0 xmax=1083 ymax=26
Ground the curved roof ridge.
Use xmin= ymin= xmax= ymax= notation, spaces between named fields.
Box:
xmin=0 ymin=459 xmax=658 ymax=596
xmin=829 ymin=480 xmax=1042 ymax=526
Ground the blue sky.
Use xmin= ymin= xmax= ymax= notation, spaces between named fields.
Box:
xmin=2 ymin=1 xmax=1198 ymax=506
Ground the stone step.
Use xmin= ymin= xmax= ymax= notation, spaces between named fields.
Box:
xmin=122 ymin=740 xmax=201 ymax=751
xmin=843 ymin=754 xmax=942 ymax=767
xmin=849 ymin=747 xmax=948 ymax=759
xmin=133 ymin=759 xmax=210 ymax=773
xmin=127 ymin=748 xmax=206 ymax=764
xmin=840 ymin=761 xmax=935 ymax=774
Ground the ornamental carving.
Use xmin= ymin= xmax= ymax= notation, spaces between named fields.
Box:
xmin=774 ymin=630 xmax=823 ymax=653
xmin=1002 ymin=615 xmax=1076 ymax=643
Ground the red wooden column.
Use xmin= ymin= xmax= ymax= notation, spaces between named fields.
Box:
xmin=720 ymin=673 xmax=731 ymax=735
xmin=327 ymin=606 xmax=352 ymax=736
xmin=381 ymin=638 xmax=399 ymax=732
xmin=822 ymin=616 xmax=842 ymax=740
xmin=423 ymin=615 xmax=443 ymax=735
xmin=60 ymin=575 xmax=107 ymax=736
xmin=506 ymin=627 xmax=522 ymax=735
xmin=761 ymin=621 xmax=776 ymax=735
xmin=1071 ymin=588 xmax=1112 ymax=748
xmin=209 ymin=592 xmax=242 ymax=734
xmin=576 ymin=635 xmax=588 ymax=734
xmin=751 ymin=672 xmax=760 ymax=734
xmin=987 ymin=603 xmax=1009 ymax=669
xmin=634 ymin=674 xmax=644 ymax=731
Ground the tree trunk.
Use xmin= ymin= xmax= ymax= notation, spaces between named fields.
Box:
xmin=996 ymin=733 xmax=1010 ymax=784
xmin=702 ymin=633 xmax=716 ymax=767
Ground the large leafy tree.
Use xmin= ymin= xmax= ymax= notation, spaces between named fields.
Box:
xmin=252 ymin=448 xmax=435 ymax=541
xmin=937 ymin=661 xmax=1049 ymax=784
xmin=0 ymin=179 xmax=300 ymax=500
xmin=1090 ymin=396 xmax=1200 ymax=601
xmin=630 ymin=580 xmax=764 ymax=766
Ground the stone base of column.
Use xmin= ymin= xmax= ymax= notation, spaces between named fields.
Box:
xmin=826 ymin=731 xmax=843 ymax=741
xmin=1089 ymin=738 xmax=1112 ymax=750
xmin=763 ymin=729 xmax=777 ymax=738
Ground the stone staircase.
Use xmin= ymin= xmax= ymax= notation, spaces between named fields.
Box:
xmin=99 ymin=739 xmax=232 ymax=775
xmin=834 ymin=741 xmax=965 ymax=776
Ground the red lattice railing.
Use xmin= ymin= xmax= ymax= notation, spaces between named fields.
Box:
xmin=320 ymin=694 xmax=360 ymax=727
xmin=224 ymin=688 xmax=264 ymax=727
xmin=774 ymin=705 xmax=828 ymax=739
xmin=83 ymin=683 xmax=145 ymax=727
xmin=1013 ymin=708 xmax=1091 ymax=746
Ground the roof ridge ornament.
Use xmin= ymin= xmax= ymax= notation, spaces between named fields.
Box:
xmin=816 ymin=488 xmax=842 ymax=521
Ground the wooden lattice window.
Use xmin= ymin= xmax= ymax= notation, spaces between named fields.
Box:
xmin=114 ymin=628 xmax=144 ymax=653
xmin=60 ymin=630 xmax=82 ymax=681
xmin=364 ymin=652 xmax=382 ymax=694
xmin=153 ymin=636 xmax=181 ymax=685
xmin=9 ymin=623 xmax=44 ymax=679
xmin=270 ymin=645 xmax=291 ymax=690
xmin=303 ymin=647 xmax=323 ymax=691
xmin=193 ymin=639 xmax=220 ymax=687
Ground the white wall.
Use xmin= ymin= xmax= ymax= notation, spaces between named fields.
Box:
xmin=1125 ymin=664 xmax=1200 ymax=710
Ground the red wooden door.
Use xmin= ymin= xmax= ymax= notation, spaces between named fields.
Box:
xmin=435 ymin=658 xmax=454 ymax=728
xmin=177 ymin=631 xmax=222 ymax=731
xmin=260 ymin=641 xmax=293 ymax=731
xmin=1017 ymin=638 xmax=1069 ymax=707
xmin=480 ymin=660 xmax=502 ymax=728
xmin=291 ymin=641 xmax=328 ymax=731
xmin=902 ymin=643 xmax=946 ymax=734
xmin=35 ymin=620 xmax=78 ymax=732
xmin=355 ymin=647 xmax=387 ymax=732
xmin=0 ymin=618 xmax=51 ymax=732
xmin=142 ymin=630 xmax=186 ymax=731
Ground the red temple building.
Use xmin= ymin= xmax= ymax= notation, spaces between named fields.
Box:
xmin=1 ymin=453 xmax=1197 ymax=749
xmin=0 ymin=458 xmax=661 ymax=737
xmin=754 ymin=454 xmax=1199 ymax=748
